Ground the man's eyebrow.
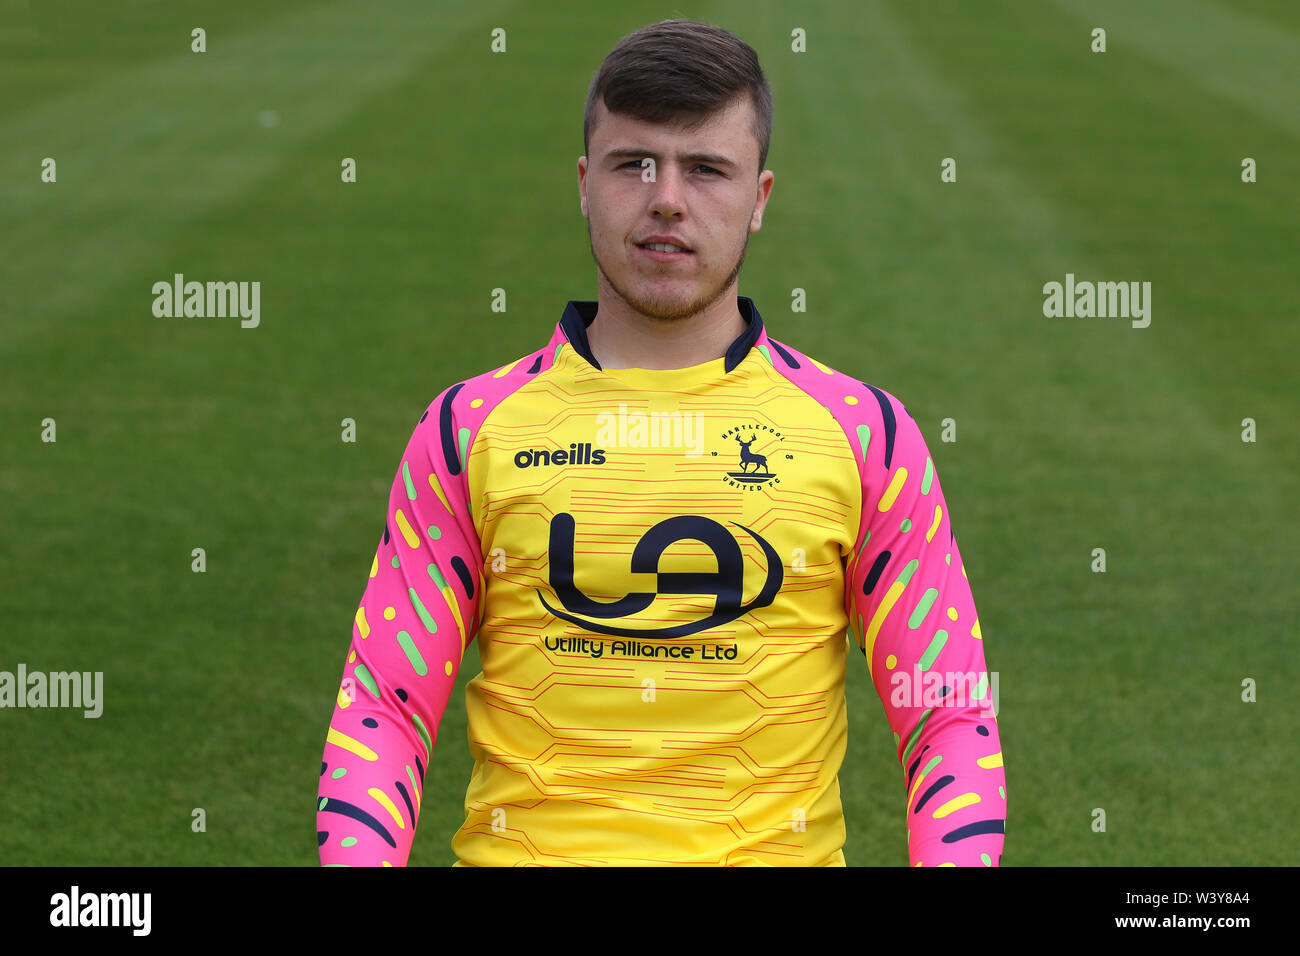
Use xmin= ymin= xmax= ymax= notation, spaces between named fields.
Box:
xmin=604 ymin=147 xmax=737 ymax=168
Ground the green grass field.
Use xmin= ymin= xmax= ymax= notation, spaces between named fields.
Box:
xmin=1 ymin=0 xmax=1296 ymax=865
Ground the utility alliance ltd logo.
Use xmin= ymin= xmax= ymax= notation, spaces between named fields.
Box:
xmin=538 ymin=512 xmax=782 ymax=638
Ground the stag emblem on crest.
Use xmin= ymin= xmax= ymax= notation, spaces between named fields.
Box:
xmin=736 ymin=434 xmax=768 ymax=473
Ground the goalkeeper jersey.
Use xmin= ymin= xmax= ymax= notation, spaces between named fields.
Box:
xmin=317 ymin=296 xmax=1007 ymax=866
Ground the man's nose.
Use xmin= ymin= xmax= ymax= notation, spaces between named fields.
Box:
xmin=646 ymin=165 xmax=686 ymax=216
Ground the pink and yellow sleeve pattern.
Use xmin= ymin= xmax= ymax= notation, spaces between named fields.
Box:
xmin=316 ymin=347 xmax=561 ymax=866
xmin=315 ymin=385 xmax=481 ymax=865
xmin=765 ymin=336 xmax=1007 ymax=866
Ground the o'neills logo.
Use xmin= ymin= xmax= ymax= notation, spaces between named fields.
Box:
xmin=514 ymin=443 xmax=606 ymax=468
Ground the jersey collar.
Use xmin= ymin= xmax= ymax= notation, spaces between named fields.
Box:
xmin=558 ymin=297 xmax=765 ymax=373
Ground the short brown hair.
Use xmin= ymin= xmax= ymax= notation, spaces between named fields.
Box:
xmin=583 ymin=19 xmax=774 ymax=173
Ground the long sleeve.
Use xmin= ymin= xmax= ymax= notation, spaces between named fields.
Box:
xmin=317 ymin=388 xmax=482 ymax=866
xmin=846 ymin=386 xmax=1006 ymax=866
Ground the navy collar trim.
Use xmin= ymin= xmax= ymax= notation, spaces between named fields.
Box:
xmin=559 ymin=297 xmax=764 ymax=373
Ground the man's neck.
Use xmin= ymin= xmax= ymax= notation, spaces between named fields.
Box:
xmin=585 ymin=285 xmax=748 ymax=371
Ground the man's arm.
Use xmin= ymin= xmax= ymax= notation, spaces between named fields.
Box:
xmin=847 ymin=386 xmax=1006 ymax=866
xmin=317 ymin=388 xmax=481 ymax=866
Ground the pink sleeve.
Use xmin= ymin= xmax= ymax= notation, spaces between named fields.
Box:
xmin=317 ymin=386 xmax=481 ymax=866
xmin=846 ymin=386 xmax=1006 ymax=866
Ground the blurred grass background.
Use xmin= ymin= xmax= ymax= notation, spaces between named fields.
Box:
xmin=1 ymin=0 xmax=1296 ymax=865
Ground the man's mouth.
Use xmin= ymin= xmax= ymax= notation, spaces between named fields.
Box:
xmin=638 ymin=242 xmax=691 ymax=253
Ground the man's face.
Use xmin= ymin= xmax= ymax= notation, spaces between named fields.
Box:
xmin=578 ymin=96 xmax=774 ymax=321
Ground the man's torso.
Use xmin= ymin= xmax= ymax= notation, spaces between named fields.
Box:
xmin=450 ymin=325 xmax=863 ymax=865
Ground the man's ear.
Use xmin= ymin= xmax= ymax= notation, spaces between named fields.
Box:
xmin=750 ymin=169 xmax=774 ymax=232
xmin=578 ymin=156 xmax=589 ymax=218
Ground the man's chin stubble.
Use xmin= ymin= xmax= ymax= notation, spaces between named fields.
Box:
xmin=589 ymin=236 xmax=749 ymax=323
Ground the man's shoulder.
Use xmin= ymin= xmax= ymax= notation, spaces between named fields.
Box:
xmin=762 ymin=332 xmax=935 ymax=486
xmin=396 ymin=333 xmax=564 ymax=480
xmin=761 ymin=332 xmax=913 ymax=430
xmin=415 ymin=335 xmax=564 ymax=428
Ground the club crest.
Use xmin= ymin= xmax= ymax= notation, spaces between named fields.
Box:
xmin=717 ymin=424 xmax=784 ymax=489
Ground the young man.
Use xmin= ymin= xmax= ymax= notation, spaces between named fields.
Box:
xmin=317 ymin=19 xmax=1005 ymax=866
